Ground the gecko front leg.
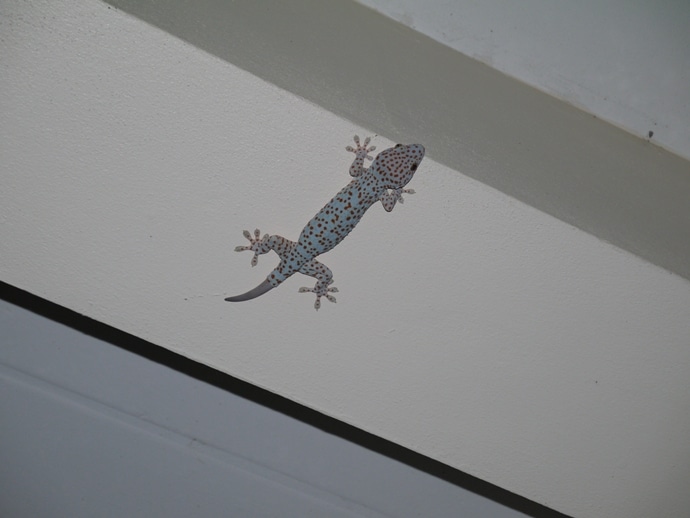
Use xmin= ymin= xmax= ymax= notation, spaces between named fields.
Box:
xmin=380 ymin=188 xmax=415 ymax=212
xmin=345 ymin=135 xmax=376 ymax=177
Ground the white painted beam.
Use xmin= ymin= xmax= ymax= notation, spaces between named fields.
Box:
xmin=104 ymin=0 xmax=690 ymax=281
xmin=2 ymin=2 xmax=690 ymax=517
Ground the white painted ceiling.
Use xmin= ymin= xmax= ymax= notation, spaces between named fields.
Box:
xmin=2 ymin=297 xmax=533 ymax=517
xmin=360 ymin=0 xmax=690 ymax=160
xmin=2 ymin=2 xmax=689 ymax=518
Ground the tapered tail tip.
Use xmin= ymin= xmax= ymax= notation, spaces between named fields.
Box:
xmin=224 ymin=279 xmax=274 ymax=302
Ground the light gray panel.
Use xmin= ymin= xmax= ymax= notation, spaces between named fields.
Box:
xmin=0 ymin=297 xmax=544 ymax=517
xmin=0 ymin=371 xmax=364 ymax=518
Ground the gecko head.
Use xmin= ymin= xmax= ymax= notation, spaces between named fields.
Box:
xmin=374 ymin=143 xmax=425 ymax=189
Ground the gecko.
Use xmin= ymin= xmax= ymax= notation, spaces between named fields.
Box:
xmin=225 ymin=135 xmax=425 ymax=309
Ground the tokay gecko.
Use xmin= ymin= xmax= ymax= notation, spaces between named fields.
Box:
xmin=225 ymin=136 xmax=425 ymax=309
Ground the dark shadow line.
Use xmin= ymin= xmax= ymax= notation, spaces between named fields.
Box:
xmin=1 ymin=281 xmax=571 ymax=518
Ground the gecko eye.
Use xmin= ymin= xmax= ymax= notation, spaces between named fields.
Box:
xmin=410 ymin=163 xmax=418 ymax=171
xmin=395 ymin=144 xmax=404 ymax=148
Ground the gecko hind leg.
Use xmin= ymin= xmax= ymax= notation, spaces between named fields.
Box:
xmin=234 ymin=229 xmax=295 ymax=266
xmin=298 ymin=260 xmax=338 ymax=310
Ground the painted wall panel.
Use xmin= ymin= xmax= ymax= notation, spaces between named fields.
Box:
xmin=0 ymin=298 xmax=531 ymax=518
xmin=2 ymin=2 xmax=690 ymax=517
xmin=361 ymin=0 xmax=690 ymax=160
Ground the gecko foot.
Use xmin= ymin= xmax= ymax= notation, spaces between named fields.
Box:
xmin=392 ymin=188 xmax=415 ymax=203
xmin=346 ymin=135 xmax=376 ymax=161
xmin=298 ymin=281 xmax=339 ymax=310
xmin=380 ymin=188 xmax=415 ymax=212
xmin=234 ymin=228 xmax=271 ymax=266
xmin=346 ymin=135 xmax=377 ymax=178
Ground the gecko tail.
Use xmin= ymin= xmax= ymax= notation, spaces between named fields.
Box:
xmin=225 ymin=279 xmax=274 ymax=302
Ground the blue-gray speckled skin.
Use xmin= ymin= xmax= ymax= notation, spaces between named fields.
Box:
xmin=225 ymin=136 xmax=425 ymax=309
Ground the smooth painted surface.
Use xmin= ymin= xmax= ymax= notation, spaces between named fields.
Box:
xmin=360 ymin=0 xmax=690 ymax=160
xmin=2 ymin=2 xmax=690 ymax=518
xmin=0 ymin=297 xmax=529 ymax=518
xmin=103 ymin=0 xmax=690 ymax=284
